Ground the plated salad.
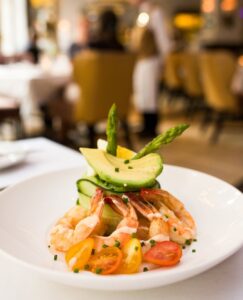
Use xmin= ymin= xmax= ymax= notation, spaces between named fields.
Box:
xmin=49 ymin=104 xmax=196 ymax=275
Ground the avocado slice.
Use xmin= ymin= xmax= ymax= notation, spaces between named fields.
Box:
xmin=78 ymin=192 xmax=122 ymax=234
xmin=80 ymin=148 xmax=163 ymax=189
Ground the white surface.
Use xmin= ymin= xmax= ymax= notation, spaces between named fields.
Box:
xmin=0 ymin=138 xmax=84 ymax=188
xmin=0 ymin=142 xmax=27 ymax=170
xmin=0 ymin=166 xmax=243 ymax=292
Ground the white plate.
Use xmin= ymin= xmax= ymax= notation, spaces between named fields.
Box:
xmin=0 ymin=142 xmax=27 ymax=170
xmin=0 ymin=165 xmax=242 ymax=291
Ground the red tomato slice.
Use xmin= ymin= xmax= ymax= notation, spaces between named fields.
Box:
xmin=143 ymin=241 xmax=182 ymax=267
xmin=88 ymin=246 xmax=123 ymax=275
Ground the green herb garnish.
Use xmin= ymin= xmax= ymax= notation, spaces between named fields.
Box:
xmin=54 ymin=254 xmax=58 ymax=261
xmin=124 ymin=160 xmax=130 ymax=164
xmin=76 ymin=198 xmax=80 ymax=205
xmin=143 ymin=267 xmax=149 ymax=272
xmin=115 ymin=167 xmax=119 ymax=173
xmin=102 ymin=244 xmax=108 ymax=248
xmin=128 ymin=166 xmax=133 ymax=169
xmin=192 ymin=249 xmax=196 ymax=253
xmin=73 ymin=268 xmax=79 ymax=273
xmin=84 ymin=264 xmax=90 ymax=270
xmin=122 ymin=195 xmax=129 ymax=204
xmin=114 ymin=240 xmax=120 ymax=248
xmin=149 ymin=239 xmax=156 ymax=247
xmin=185 ymin=239 xmax=192 ymax=246
xmin=131 ymin=233 xmax=137 ymax=238
xmin=95 ymin=268 xmax=103 ymax=274
xmin=135 ymin=246 xmax=139 ymax=251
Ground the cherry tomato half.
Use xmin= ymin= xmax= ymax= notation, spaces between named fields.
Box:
xmin=65 ymin=238 xmax=94 ymax=271
xmin=116 ymin=238 xmax=142 ymax=274
xmin=143 ymin=241 xmax=182 ymax=267
xmin=88 ymin=246 xmax=122 ymax=275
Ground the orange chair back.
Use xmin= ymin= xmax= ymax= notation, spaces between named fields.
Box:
xmin=73 ymin=50 xmax=135 ymax=124
xmin=199 ymin=51 xmax=238 ymax=112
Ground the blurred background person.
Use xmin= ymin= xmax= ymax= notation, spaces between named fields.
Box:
xmin=88 ymin=9 xmax=125 ymax=52
xmin=25 ymin=30 xmax=41 ymax=64
xmin=131 ymin=0 xmax=172 ymax=137
xmin=69 ymin=12 xmax=90 ymax=59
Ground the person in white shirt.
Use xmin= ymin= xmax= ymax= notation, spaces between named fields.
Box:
xmin=130 ymin=0 xmax=171 ymax=137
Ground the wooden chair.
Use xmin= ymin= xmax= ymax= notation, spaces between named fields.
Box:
xmin=180 ymin=52 xmax=204 ymax=116
xmin=199 ymin=51 xmax=241 ymax=142
xmin=163 ymin=52 xmax=184 ymax=103
xmin=0 ymin=96 xmax=22 ymax=139
xmin=72 ymin=50 xmax=135 ymax=147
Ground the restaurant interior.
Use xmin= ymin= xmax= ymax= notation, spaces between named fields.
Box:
xmin=0 ymin=0 xmax=243 ymax=192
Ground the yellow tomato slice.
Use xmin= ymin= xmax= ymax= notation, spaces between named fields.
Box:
xmin=88 ymin=246 xmax=123 ymax=275
xmin=65 ymin=238 xmax=94 ymax=271
xmin=97 ymin=139 xmax=135 ymax=159
xmin=116 ymin=238 xmax=142 ymax=274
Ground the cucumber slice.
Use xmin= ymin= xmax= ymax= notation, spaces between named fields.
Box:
xmin=78 ymin=192 xmax=122 ymax=234
xmin=77 ymin=176 xmax=161 ymax=195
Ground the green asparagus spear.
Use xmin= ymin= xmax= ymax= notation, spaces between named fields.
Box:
xmin=106 ymin=104 xmax=118 ymax=156
xmin=133 ymin=124 xmax=189 ymax=159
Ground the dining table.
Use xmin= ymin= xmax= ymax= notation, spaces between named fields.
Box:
xmin=0 ymin=138 xmax=243 ymax=299
xmin=0 ymin=57 xmax=72 ymax=121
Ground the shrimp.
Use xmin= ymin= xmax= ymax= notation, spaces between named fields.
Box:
xmin=141 ymin=189 xmax=196 ymax=244
xmin=93 ymin=195 xmax=139 ymax=251
xmin=128 ymin=193 xmax=170 ymax=244
xmin=50 ymin=189 xmax=104 ymax=252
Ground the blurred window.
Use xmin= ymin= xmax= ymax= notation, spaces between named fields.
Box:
xmin=0 ymin=0 xmax=28 ymax=55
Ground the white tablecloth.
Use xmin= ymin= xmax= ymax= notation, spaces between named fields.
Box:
xmin=0 ymin=137 xmax=84 ymax=189
xmin=0 ymin=60 xmax=71 ymax=118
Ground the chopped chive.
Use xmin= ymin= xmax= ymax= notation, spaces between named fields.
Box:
xmin=164 ymin=214 xmax=169 ymax=219
xmin=115 ymin=167 xmax=119 ymax=172
xmin=73 ymin=268 xmax=79 ymax=273
xmin=95 ymin=268 xmax=103 ymax=274
xmin=48 ymin=245 xmax=51 ymax=248
xmin=149 ymin=239 xmax=156 ymax=247
xmin=143 ymin=267 xmax=149 ymax=272
xmin=192 ymin=249 xmax=196 ymax=253
xmin=131 ymin=232 xmax=137 ymax=238
xmin=193 ymin=239 xmax=197 ymax=242
xmin=54 ymin=254 xmax=58 ymax=261
xmin=135 ymin=246 xmax=139 ymax=251
xmin=141 ymin=241 xmax=145 ymax=247
xmin=114 ymin=240 xmax=120 ymax=248
xmin=173 ymin=227 xmax=177 ymax=232
xmin=122 ymin=195 xmax=129 ymax=204
xmin=84 ymin=264 xmax=90 ymax=270
xmin=182 ymin=245 xmax=186 ymax=249
xmin=91 ymin=249 xmax=96 ymax=255
xmin=128 ymin=166 xmax=133 ymax=170
xmin=102 ymin=244 xmax=108 ymax=248
xmin=124 ymin=160 xmax=130 ymax=164
xmin=76 ymin=198 xmax=80 ymax=205
xmin=185 ymin=239 xmax=191 ymax=246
